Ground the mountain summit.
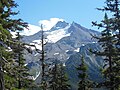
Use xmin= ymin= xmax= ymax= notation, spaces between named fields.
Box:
xmin=50 ymin=21 xmax=69 ymax=31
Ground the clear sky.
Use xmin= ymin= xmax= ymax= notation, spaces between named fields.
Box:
xmin=15 ymin=0 xmax=105 ymax=30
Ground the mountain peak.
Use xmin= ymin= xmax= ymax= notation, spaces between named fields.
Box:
xmin=56 ymin=21 xmax=69 ymax=27
xmin=50 ymin=21 xmax=69 ymax=31
xmin=71 ymin=21 xmax=82 ymax=27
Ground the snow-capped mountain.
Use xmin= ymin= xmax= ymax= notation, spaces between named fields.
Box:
xmin=22 ymin=20 xmax=99 ymax=49
xmin=46 ymin=21 xmax=71 ymax=43
xmin=21 ymin=19 xmax=103 ymax=89
xmin=22 ymin=21 xmax=70 ymax=43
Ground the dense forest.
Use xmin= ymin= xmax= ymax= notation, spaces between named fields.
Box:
xmin=0 ymin=0 xmax=120 ymax=90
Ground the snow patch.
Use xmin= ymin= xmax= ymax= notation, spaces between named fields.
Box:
xmin=33 ymin=40 xmax=41 ymax=44
xmin=54 ymin=53 xmax=59 ymax=55
xmin=34 ymin=44 xmax=42 ymax=50
xmin=6 ymin=47 xmax=12 ymax=52
xmin=29 ymin=43 xmax=38 ymax=50
xmin=74 ymin=48 xmax=80 ymax=52
xmin=46 ymin=25 xmax=71 ymax=43
xmin=66 ymin=50 xmax=69 ymax=52
xmin=67 ymin=57 xmax=69 ymax=59
xmin=24 ymin=63 xmax=28 ymax=66
xmin=33 ymin=71 xmax=40 ymax=80
xmin=63 ymin=63 xmax=66 ymax=66
xmin=11 ymin=32 xmax=17 ymax=38
xmin=82 ymin=44 xmax=85 ymax=46
xmin=34 ymin=53 xmax=39 ymax=57
xmin=92 ymin=42 xmax=97 ymax=43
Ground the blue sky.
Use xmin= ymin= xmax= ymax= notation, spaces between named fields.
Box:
xmin=15 ymin=0 xmax=105 ymax=30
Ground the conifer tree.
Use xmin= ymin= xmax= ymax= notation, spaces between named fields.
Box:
xmin=0 ymin=45 xmax=6 ymax=90
xmin=57 ymin=63 xmax=71 ymax=90
xmin=92 ymin=0 xmax=120 ymax=89
xmin=48 ymin=61 xmax=70 ymax=90
xmin=12 ymin=32 xmax=33 ymax=89
xmin=76 ymin=56 xmax=92 ymax=90
xmin=92 ymin=13 xmax=116 ymax=89
xmin=48 ymin=60 xmax=58 ymax=90
xmin=2 ymin=47 xmax=17 ymax=90
xmin=0 ymin=0 xmax=28 ymax=90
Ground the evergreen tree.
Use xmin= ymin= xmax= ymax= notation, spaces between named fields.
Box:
xmin=48 ymin=61 xmax=71 ymax=90
xmin=57 ymin=63 xmax=71 ymax=90
xmin=48 ymin=60 xmax=58 ymax=90
xmin=2 ymin=47 xmax=17 ymax=90
xmin=76 ymin=56 xmax=92 ymax=90
xmin=92 ymin=0 xmax=120 ymax=89
xmin=12 ymin=32 xmax=33 ymax=89
xmin=92 ymin=13 xmax=116 ymax=89
xmin=0 ymin=0 xmax=28 ymax=90
xmin=0 ymin=44 xmax=7 ymax=90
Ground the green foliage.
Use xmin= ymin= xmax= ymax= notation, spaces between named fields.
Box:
xmin=57 ymin=63 xmax=71 ymax=90
xmin=11 ymin=32 xmax=34 ymax=89
xmin=76 ymin=56 xmax=92 ymax=90
xmin=4 ymin=73 xmax=17 ymax=90
xmin=0 ymin=0 xmax=28 ymax=31
xmin=92 ymin=0 xmax=120 ymax=89
xmin=48 ymin=62 xmax=71 ymax=90
xmin=0 ymin=0 xmax=34 ymax=90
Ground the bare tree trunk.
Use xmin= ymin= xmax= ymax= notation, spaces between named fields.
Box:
xmin=0 ymin=68 xmax=4 ymax=90
xmin=0 ymin=52 xmax=4 ymax=90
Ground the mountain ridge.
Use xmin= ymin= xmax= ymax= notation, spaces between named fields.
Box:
xmin=22 ymin=20 xmax=99 ymax=44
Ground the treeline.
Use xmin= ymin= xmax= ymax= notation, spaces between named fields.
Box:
xmin=0 ymin=0 xmax=120 ymax=90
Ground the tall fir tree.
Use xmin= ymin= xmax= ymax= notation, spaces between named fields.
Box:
xmin=76 ymin=56 xmax=92 ymax=90
xmin=48 ymin=60 xmax=58 ymax=90
xmin=0 ymin=27 xmax=8 ymax=90
xmin=57 ymin=63 xmax=71 ymax=90
xmin=48 ymin=61 xmax=71 ymax=90
xmin=12 ymin=32 xmax=33 ymax=89
xmin=92 ymin=0 xmax=120 ymax=89
xmin=0 ymin=0 xmax=28 ymax=90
